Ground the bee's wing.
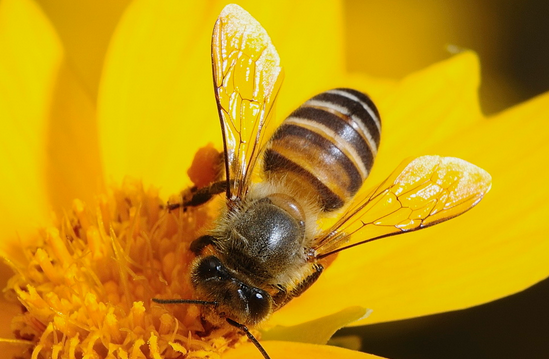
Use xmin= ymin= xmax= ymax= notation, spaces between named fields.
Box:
xmin=313 ymin=156 xmax=492 ymax=258
xmin=212 ymin=5 xmax=284 ymax=202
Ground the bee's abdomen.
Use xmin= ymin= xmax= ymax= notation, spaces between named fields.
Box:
xmin=264 ymin=88 xmax=381 ymax=211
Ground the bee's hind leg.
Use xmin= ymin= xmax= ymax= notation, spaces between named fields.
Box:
xmin=167 ymin=181 xmax=227 ymax=211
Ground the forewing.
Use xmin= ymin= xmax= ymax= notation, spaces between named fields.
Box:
xmin=212 ymin=4 xmax=283 ymax=201
xmin=314 ymin=156 xmax=492 ymax=257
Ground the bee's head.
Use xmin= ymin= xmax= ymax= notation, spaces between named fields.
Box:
xmin=191 ymin=255 xmax=272 ymax=325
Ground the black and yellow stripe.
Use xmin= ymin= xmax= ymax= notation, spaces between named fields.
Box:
xmin=264 ymin=88 xmax=381 ymax=211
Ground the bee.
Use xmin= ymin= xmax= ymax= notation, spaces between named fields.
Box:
xmin=156 ymin=4 xmax=492 ymax=359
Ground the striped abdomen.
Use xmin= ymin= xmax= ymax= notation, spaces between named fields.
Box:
xmin=264 ymin=88 xmax=381 ymax=211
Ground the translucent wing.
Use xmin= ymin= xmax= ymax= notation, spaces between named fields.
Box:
xmin=212 ymin=5 xmax=284 ymax=203
xmin=314 ymin=156 xmax=492 ymax=258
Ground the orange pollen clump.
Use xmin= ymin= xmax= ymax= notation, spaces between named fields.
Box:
xmin=3 ymin=178 xmax=251 ymax=359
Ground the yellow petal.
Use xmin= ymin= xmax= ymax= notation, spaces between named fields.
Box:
xmin=43 ymin=65 xmax=104 ymax=211
xmin=271 ymin=69 xmax=549 ymax=327
xmin=0 ymin=0 xmax=61 ymax=260
xmin=263 ymin=306 xmax=370 ymax=344
xmin=98 ymin=0 xmax=343 ymax=198
xmin=98 ymin=0 xmax=222 ymax=197
xmin=370 ymin=51 xmax=483 ymax=184
xmin=256 ymin=0 xmax=345 ymax=115
xmin=0 ymin=3 xmax=59 ymax=351
xmin=342 ymin=72 xmax=398 ymax=101
xmin=422 ymin=90 xmax=549 ymax=302
xmin=35 ymin=0 xmax=132 ymax=99
xmin=0 ymin=0 xmax=103 ymax=247
xmin=224 ymin=341 xmax=383 ymax=359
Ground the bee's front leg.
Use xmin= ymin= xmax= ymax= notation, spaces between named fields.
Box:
xmin=272 ymin=264 xmax=324 ymax=310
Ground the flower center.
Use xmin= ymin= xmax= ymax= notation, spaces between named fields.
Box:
xmin=5 ymin=177 xmax=251 ymax=358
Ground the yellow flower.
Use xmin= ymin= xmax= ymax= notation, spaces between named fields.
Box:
xmin=0 ymin=1 xmax=548 ymax=359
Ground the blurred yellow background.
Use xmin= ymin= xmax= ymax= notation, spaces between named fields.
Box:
xmin=344 ymin=0 xmax=548 ymax=114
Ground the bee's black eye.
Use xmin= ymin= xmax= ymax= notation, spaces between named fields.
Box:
xmin=245 ymin=287 xmax=271 ymax=322
xmin=191 ymin=255 xmax=273 ymax=326
xmin=196 ymin=256 xmax=228 ymax=281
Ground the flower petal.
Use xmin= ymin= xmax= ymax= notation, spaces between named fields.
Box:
xmin=0 ymin=0 xmax=101 ymax=261
xmin=262 ymin=306 xmax=370 ymax=344
xmin=0 ymin=0 xmax=61 ymax=260
xmin=43 ymin=65 xmax=104 ymax=211
xmin=35 ymin=0 xmax=132 ymax=99
xmin=271 ymin=69 xmax=549 ymax=326
xmin=98 ymin=0 xmax=344 ymax=198
xmin=224 ymin=341 xmax=383 ymax=359
xmin=371 ymin=51 xmax=483 ymax=184
xmin=98 ymin=0 xmax=219 ymax=198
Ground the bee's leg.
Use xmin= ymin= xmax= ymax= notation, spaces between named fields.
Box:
xmin=167 ymin=180 xmax=227 ymax=211
xmin=270 ymin=284 xmax=288 ymax=307
xmin=272 ymin=264 xmax=324 ymax=309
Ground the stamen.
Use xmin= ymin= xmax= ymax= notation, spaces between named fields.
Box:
xmin=3 ymin=178 xmax=255 ymax=358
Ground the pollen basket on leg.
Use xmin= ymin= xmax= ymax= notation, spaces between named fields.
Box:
xmin=3 ymin=178 xmax=248 ymax=358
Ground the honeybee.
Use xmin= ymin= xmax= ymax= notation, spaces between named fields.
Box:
xmin=156 ymin=4 xmax=492 ymax=358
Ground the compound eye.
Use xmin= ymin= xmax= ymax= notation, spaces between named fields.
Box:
xmin=246 ymin=288 xmax=271 ymax=322
xmin=196 ymin=256 xmax=227 ymax=280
